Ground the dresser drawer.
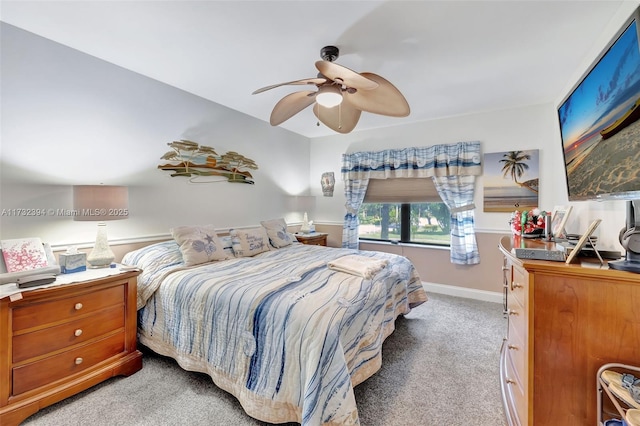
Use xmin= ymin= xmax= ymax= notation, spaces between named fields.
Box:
xmin=510 ymin=265 xmax=527 ymax=308
xmin=507 ymin=319 xmax=527 ymax=392
xmin=505 ymin=350 xmax=528 ymax=426
xmin=12 ymin=285 xmax=124 ymax=331
xmin=507 ymin=290 xmax=526 ymax=340
xmin=12 ymin=331 xmax=125 ymax=395
xmin=13 ymin=305 xmax=125 ymax=363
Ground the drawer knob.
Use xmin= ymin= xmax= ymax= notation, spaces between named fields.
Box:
xmin=507 ymin=309 xmax=518 ymax=316
xmin=512 ymin=282 xmax=523 ymax=289
xmin=501 ymin=266 xmax=509 ymax=271
xmin=506 ymin=378 xmax=517 ymax=385
xmin=74 ymin=329 xmax=83 ymax=337
xmin=75 ymin=357 xmax=83 ymax=365
xmin=74 ymin=303 xmax=83 ymax=310
xmin=508 ymin=344 xmax=519 ymax=350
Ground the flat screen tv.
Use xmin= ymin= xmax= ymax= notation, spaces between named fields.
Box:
xmin=557 ymin=7 xmax=640 ymax=202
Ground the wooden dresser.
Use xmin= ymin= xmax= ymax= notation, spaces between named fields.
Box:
xmin=499 ymin=236 xmax=640 ymax=425
xmin=0 ymin=270 xmax=143 ymax=425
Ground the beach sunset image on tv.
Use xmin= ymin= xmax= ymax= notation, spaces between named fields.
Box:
xmin=558 ymin=20 xmax=640 ymax=200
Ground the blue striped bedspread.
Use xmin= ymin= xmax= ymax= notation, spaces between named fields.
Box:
xmin=123 ymin=241 xmax=427 ymax=425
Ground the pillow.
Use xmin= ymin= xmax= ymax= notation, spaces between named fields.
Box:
xmin=171 ymin=225 xmax=230 ymax=266
xmin=229 ymin=227 xmax=272 ymax=257
xmin=260 ymin=218 xmax=294 ymax=248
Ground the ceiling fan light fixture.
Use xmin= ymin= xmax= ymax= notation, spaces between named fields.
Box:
xmin=316 ymin=85 xmax=342 ymax=108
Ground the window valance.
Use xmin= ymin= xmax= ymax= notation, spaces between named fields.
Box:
xmin=341 ymin=141 xmax=482 ymax=180
xmin=340 ymin=141 xmax=482 ymax=265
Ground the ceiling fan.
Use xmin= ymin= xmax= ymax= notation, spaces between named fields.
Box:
xmin=252 ymin=46 xmax=410 ymax=134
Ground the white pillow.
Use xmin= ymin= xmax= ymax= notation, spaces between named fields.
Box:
xmin=229 ymin=227 xmax=272 ymax=257
xmin=171 ymin=225 xmax=230 ymax=266
xmin=260 ymin=218 xmax=294 ymax=248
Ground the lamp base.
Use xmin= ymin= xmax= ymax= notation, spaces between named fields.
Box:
xmin=300 ymin=212 xmax=311 ymax=234
xmin=87 ymin=223 xmax=115 ymax=268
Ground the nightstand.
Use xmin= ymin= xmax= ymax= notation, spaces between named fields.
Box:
xmin=0 ymin=270 xmax=143 ymax=426
xmin=295 ymin=232 xmax=328 ymax=246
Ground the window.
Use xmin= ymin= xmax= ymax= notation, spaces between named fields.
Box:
xmin=358 ymin=203 xmax=451 ymax=245
xmin=357 ymin=178 xmax=450 ymax=246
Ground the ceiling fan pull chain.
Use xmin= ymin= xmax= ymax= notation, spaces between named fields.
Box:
xmin=338 ymin=102 xmax=342 ymax=130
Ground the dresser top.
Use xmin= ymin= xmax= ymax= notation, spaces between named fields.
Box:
xmin=499 ymin=235 xmax=640 ymax=282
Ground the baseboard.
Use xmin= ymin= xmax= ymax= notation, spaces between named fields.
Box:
xmin=422 ymin=281 xmax=502 ymax=304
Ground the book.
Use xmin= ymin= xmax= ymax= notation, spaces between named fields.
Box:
xmin=1 ymin=238 xmax=49 ymax=273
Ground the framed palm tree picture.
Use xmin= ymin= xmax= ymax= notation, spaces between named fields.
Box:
xmin=483 ymin=150 xmax=539 ymax=212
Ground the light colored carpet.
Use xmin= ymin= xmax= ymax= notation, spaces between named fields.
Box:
xmin=22 ymin=292 xmax=507 ymax=426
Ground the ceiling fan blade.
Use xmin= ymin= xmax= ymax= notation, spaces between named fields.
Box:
xmin=252 ymin=77 xmax=327 ymax=95
xmin=315 ymin=61 xmax=378 ymax=91
xmin=270 ymin=91 xmax=316 ymax=125
xmin=313 ymin=102 xmax=361 ymax=134
xmin=344 ymin=72 xmax=410 ymax=117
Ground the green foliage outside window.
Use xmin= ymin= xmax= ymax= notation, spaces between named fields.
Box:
xmin=358 ymin=203 xmax=450 ymax=245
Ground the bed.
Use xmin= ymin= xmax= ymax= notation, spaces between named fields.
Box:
xmin=122 ymin=226 xmax=427 ymax=425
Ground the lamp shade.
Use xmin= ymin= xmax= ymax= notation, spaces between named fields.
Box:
xmin=73 ymin=185 xmax=128 ymax=221
xmin=286 ymin=195 xmax=316 ymax=213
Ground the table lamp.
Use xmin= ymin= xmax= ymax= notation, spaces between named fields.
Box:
xmin=73 ymin=185 xmax=128 ymax=268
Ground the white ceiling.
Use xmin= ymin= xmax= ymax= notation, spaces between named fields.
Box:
xmin=0 ymin=0 xmax=631 ymax=138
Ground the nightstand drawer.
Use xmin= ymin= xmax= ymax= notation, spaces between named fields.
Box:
xmin=12 ymin=331 xmax=125 ymax=395
xmin=12 ymin=284 xmax=124 ymax=331
xmin=13 ymin=305 xmax=125 ymax=363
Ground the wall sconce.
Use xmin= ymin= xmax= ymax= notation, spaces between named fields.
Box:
xmin=73 ymin=185 xmax=128 ymax=268
xmin=321 ymin=172 xmax=335 ymax=197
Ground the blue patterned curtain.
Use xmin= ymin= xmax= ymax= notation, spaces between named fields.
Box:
xmin=342 ymin=178 xmax=370 ymax=249
xmin=433 ymin=175 xmax=479 ymax=264
xmin=341 ymin=141 xmax=482 ymax=263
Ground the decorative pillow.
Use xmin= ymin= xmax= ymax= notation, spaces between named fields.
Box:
xmin=171 ymin=225 xmax=230 ymax=266
xmin=260 ymin=218 xmax=294 ymax=248
xmin=229 ymin=227 xmax=272 ymax=257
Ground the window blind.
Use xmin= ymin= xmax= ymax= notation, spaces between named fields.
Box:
xmin=363 ymin=178 xmax=442 ymax=203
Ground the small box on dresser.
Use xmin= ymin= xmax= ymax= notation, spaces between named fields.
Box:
xmin=58 ymin=252 xmax=87 ymax=274
xmin=0 ymin=269 xmax=143 ymax=426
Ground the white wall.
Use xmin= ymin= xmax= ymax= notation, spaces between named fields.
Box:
xmin=0 ymin=23 xmax=311 ymax=247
